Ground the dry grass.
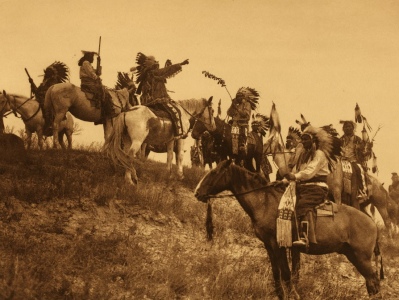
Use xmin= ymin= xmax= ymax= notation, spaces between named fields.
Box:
xmin=0 ymin=145 xmax=398 ymax=299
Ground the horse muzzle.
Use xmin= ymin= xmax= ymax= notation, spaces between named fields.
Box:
xmin=194 ymin=191 xmax=209 ymax=203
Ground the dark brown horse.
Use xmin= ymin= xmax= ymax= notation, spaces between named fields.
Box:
xmin=192 ymin=116 xmax=263 ymax=173
xmin=194 ymin=160 xmax=382 ymax=299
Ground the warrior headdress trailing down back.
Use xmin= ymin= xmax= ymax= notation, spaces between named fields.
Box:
xmin=235 ymin=87 xmax=259 ymax=110
xmin=302 ymin=125 xmax=337 ymax=170
xmin=134 ymin=52 xmax=183 ymax=96
xmin=251 ymin=113 xmax=270 ymax=136
xmin=42 ymin=61 xmax=69 ymax=83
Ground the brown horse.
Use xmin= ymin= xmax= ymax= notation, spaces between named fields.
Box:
xmin=43 ymin=82 xmax=134 ymax=149
xmin=194 ymin=160 xmax=382 ymax=299
xmin=191 ymin=116 xmax=264 ymax=173
xmin=0 ymin=92 xmax=74 ymax=149
xmin=104 ymin=97 xmax=216 ymax=185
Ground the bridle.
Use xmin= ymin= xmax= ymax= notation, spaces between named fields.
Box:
xmin=2 ymin=94 xmax=40 ymax=122
xmin=181 ymin=100 xmax=214 ymax=130
xmin=201 ymin=163 xmax=270 ymax=199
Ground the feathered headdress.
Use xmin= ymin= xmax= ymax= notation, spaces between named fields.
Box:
xmin=302 ymin=125 xmax=337 ymax=170
xmin=235 ymin=87 xmax=259 ymax=110
xmin=115 ymin=72 xmax=133 ymax=89
xmin=251 ymin=113 xmax=270 ymax=136
xmin=42 ymin=61 xmax=69 ymax=83
xmin=287 ymin=126 xmax=302 ymax=142
xmin=295 ymin=114 xmax=310 ymax=131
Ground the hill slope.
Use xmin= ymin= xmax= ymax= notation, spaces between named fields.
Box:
xmin=0 ymin=149 xmax=398 ymax=299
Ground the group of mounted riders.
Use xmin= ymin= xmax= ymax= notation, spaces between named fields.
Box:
xmin=3 ymin=44 xmax=394 ymax=248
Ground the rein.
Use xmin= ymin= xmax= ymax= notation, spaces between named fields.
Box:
xmin=206 ymin=184 xmax=270 ymax=198
xmin=3 ymin=95 xmax=40 ymax=122
xmin=179 ymin=100 xmax=214 ymax=127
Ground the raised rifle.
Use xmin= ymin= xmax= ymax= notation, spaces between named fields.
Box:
xmin=96 ymin=36 xmax=102 ymax=76
xmin=25 ymin=68 xmax=37 ymax=97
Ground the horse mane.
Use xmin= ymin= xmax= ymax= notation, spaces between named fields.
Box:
xmin=231 ymin=162 xmax=268 ymax=186
xmin=176 ymin=98 xmax=207 ymax=114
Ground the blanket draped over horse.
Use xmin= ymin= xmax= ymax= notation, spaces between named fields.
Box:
xmin=0 ymin=92 xmax=74 ymax=149
xmin=194 ymin=160 xmax=382 ymax=299
xmin=44 ymin=82 xmax=133 ymax=148
xmin=103 ymin=97 xmax=216 ymax=185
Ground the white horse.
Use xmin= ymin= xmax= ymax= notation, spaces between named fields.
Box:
xmin=104 ymin=97 xmax=216 ymax=185
xmin=0 ymin=91 xmax=74 ymax=149
xmin=44 ymin=82 xmax=134 ymax=149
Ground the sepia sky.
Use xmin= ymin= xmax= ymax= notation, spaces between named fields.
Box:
xmin=1 ymin=0 xmax=399 ymax=185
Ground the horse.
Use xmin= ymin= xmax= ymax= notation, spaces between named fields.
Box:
xmin=191 ymin=115 xmax=263 ymax=173
xmin=43 ymin=82 xmax=134 ymax=149
xmin=199 ymin=131 xmax=220 ymax=169
xmin=0 ymin=91 xmax=74 ymax=150
xmin=265 ymin=130 xmax=393 ymax=231
xmin=194 ymin=160 xmax=383 ymax=299
xmin=103 ymin=97 xmax=216 ymax=185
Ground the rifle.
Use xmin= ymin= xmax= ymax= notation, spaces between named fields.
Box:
xmin=96 ymin=36 xmax=102 ymax=76
xmin=25 ymin=68 xmax=37 ymax=97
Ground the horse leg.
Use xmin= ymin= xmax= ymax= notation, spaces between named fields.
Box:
xmin=58 ymin=131 xmax=67 ymax=150
xmin=36 ymin=128 xmax=44 ymax=150
xmin=26 ymin=129 xmax=33 ymax=150
xmin=66 ymin=130 xmax=73 ymax=150
xmin=52 ymin=114 xmax=64 ymax=149
xmin=124 ymin=140 xmax=140 ymax=186
xmin=174 ymin=139 xmax=184 ymax=180
xmin=263 ymin=238 xmax=295 ymax=300
xmin=343 ymin=247 xmax=381 ymax=297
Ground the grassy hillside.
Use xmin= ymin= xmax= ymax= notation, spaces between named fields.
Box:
xmin=0 ymin=149 xmax=398 ymax=299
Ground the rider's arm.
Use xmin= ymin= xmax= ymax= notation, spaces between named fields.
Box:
xmin=294 ymin=150 xmax=328 ymax=181
xmin=82 ymin=61 xmax=99 ymax=80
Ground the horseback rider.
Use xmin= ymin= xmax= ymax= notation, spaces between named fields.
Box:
xmin=284 ymin=126 xmax=333 ymax=247
xmin=28 ymin=63 xmax=68 ymax=109
xmin=79 ymin=50 xmax=113 ymax=118
xmin=389 ymin=172 xmax=399 ymax=203
xmin=340 ymin=120 xmax=371 ymax=204
xmin=132 ymin=52 xmax=189 ymax=138
xmin=227 ymin=87 xmax=259 ymax=159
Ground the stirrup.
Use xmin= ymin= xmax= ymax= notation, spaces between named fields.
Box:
xmin=292 ymin=239 xmax=306 ymax=247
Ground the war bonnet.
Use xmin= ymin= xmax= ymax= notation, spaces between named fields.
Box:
xmin=235 ymin=87 xmax=259 ymax=110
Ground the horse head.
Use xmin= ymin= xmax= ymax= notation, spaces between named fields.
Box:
xmin=190 ymin=96 xmax=216 ymax=139
xmin=194 ymin=160 xmax=233 ymax=202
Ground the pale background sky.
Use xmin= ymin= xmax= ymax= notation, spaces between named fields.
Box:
xmin=1 ymin=0 xmax=398 ymax=185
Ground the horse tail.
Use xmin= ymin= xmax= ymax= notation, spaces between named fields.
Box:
xmin=103 ymin=112 xmax=134 ymax=173
xmin=206 ymin=201 xmax=214 ymax=241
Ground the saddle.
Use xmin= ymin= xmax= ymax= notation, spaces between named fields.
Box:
xmin=296 ymin=200 xmax=339 ymax=248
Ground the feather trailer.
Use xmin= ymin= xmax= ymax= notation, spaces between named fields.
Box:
xmin=269 ymin=102 xmax=281 ymax=134
xmin=251 ymin=113 xmax=270 ymax=136
xmin=42 ymin=61 xmax=69 ymax=83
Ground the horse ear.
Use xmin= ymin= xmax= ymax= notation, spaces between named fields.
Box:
xmin=207 ymin=96 xmax=213 ymax=104
xmin=2 ymin=90 xmax=6 ymax=96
